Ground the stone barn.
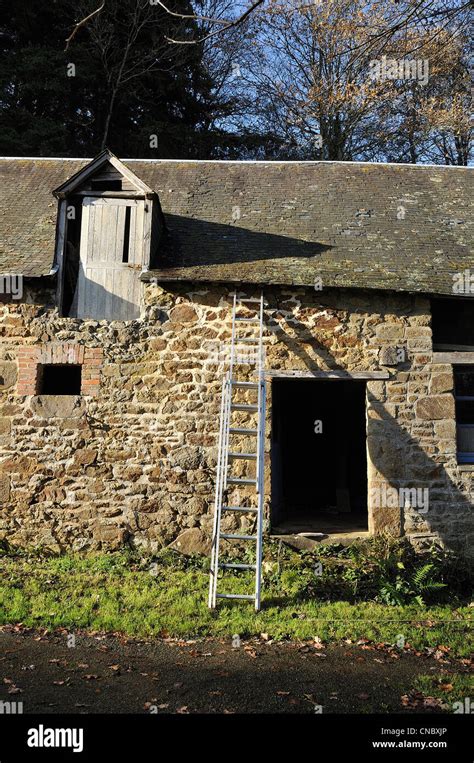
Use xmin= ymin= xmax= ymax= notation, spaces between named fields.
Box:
xmin=0 ymin=151 xmax=473 ymax=558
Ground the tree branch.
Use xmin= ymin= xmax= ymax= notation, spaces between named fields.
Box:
xmin=165 ymin=0 xmax=266 ymax=44
xmin=153 ymin=0 xmax=231 ymax=25
xmin=65 ymin=1 xmax=106 ymax=51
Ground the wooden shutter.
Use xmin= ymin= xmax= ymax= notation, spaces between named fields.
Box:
xmin=75 ymin=197 xmax=145 ymax=320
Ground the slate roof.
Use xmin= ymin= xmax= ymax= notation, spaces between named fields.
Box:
xmin=0 ymin=157 xmax=472 ymax=294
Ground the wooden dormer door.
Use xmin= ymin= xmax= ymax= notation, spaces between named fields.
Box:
xmin=75 ymin=197 xmax=146 ymax=320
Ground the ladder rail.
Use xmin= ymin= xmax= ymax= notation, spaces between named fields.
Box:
xmin=213 ymin=374 xmax=233 ymax=607
xmin=209 ymin=292 xmax=266 ymax=611
xmin=209 ymin=374 xmax=232 ymax=608
xmin=255 ymin=377 xmax=266 ymax=611
xmin=254 ymin=294 xmax=265 ymax=610
xmin=208 ymin=374 xmax=228 ymax=607
xmin=229 ymin=293 xmax=237 ymax=379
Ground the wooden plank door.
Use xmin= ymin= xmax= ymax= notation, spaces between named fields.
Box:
xmin=76 ymin=197 xmax=145 ymax=320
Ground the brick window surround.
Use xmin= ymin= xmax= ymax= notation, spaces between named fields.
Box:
xmin=17 ymin=344 xmax=103 ymax=397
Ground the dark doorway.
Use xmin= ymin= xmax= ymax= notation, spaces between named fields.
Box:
xmin=271 ymin=378 xmax=368 ymax=534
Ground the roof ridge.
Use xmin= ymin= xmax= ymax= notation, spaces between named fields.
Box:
xmin=0 ymin=157 xmax=471 ymax=170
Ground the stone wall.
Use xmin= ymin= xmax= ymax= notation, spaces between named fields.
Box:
xmin=0 ymin=282 xmax=472 ymax=557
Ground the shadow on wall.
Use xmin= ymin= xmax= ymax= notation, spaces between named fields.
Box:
xmin=259 ymin=291 xmax=473 ymax=559
xmin=65 ymin=261 xmax=140 ymax=321
xmin=366 ymin=389 xmax=473 ymax=560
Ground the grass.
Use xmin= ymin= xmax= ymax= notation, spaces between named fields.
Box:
xmin=0 ymin=542 xmax=472 ymax=657
xmin=413 ymin=674 xmax=474 ymax=705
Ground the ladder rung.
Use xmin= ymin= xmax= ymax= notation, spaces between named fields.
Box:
xmin=219 ymin=563 xmax=256 ymax=570
xmin=231 ymin=381 xmax=259 ymax=388
xmin=231 ymin=404 xmax=258 ymax=411
xmin=235 ymin=317 xmax=260 ymax=323
xmin=221 ymin=505 xmax=258 ymax=512
xmin=237 ymin=298 xmax=262 ymax=304
xmin=227 ymin=477 xmax=257 ymax=485
xmin=220 ymin=533 xmax=257 ymax=541
xmin=235 ymin=338 xmax=259 ymax=343
xmin=229 ymin=427 xmax=258 ymax=435
xmin=228 ymin=452 xmax=257 ymax=460
xmin=216 ymin=594 xmax=255 ymax=600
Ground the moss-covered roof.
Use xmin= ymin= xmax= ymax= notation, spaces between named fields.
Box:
xmin=0 ymin=157 xmax=472 ymax=294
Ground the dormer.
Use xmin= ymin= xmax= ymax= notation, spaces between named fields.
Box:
xmin=53 ymin=150 xmax=164 ymax=320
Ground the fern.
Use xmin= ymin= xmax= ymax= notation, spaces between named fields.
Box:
xmin=378 ymin=563 xmax=447 ymax=606
xmin=412 ymin=563 xmax=447 ymax=600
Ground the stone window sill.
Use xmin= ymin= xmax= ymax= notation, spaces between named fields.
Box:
xmin=458 ymin=464 xmax=474 ymax=472
xmin=433 ymin=351 xmax=474 ymax=363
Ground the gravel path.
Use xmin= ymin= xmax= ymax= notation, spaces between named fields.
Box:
xmin=0 ymin=629 xmax=461 ymax=714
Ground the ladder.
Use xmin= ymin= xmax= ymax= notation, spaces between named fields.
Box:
xmin=209 ymin=293 xmax=266 ymax=611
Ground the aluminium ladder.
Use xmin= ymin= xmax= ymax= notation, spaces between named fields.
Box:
xmin=209 ymin=293 xmax=266 ymax=611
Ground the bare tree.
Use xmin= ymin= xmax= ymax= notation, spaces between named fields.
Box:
xmin=65 ymin=0 xmax=472 ymax=162
xmin=145 ymin=0 xmax=472 ymax=51
xmin=67 ymin=0 xmax=471 ymax=50
xmin=66 ymin=0 xmax=192 ymax=149
xmin=242 ymin=0 xmax=471 ymax=163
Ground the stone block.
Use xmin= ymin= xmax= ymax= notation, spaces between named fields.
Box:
xmin=93 ymin=524 xmax=128 ymax=549
xmin=169 ymin=527 xmax=211 ymax=555
xmin=0 ymin=476 xmax=10 ymax=503
xmin=0 ymin=362 xmax=17 ymax=390
xmin=376 ymin=324 xmax=404 ymax=340
xmin=429 ymin=373 xmax=453 ymax=394
xmin=170 ymin=305 xmax=198 ymax=323
xmin=379 ymin=346 xmax=404 ymax=366
xmin=415 ymin=395 xmax=455 ymax=421
xmin=30 ymin=395 xmax=83 ymax=418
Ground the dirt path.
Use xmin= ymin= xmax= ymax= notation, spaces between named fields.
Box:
xmin=0 ymin=629 xmax=462 ymax=714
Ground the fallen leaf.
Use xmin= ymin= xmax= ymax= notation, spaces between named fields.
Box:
xmin=313 ymin=641 xmax=326 ymax=650
xmin=401 ymin=691 xmax=445 ymax=710
xmin=423 ymin=697 xmax=444 ymax=709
